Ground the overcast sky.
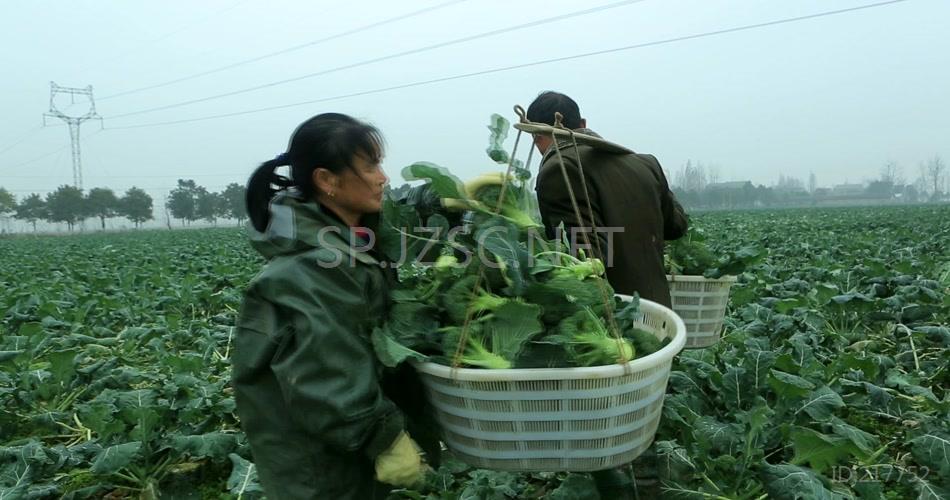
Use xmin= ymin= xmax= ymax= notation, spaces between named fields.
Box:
xmin=1 ymin=0 xmax=947 ymax=207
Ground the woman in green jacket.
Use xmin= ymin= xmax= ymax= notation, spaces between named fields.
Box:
xmin=232 ymin=113 xmax=429 ymax=499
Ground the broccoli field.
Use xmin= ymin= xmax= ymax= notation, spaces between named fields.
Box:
xmin=1 ymin=205 xmax=948 ymax=499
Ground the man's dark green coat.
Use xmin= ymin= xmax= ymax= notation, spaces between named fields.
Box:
xmin=535 ymin=132 xmax=688 ymax=307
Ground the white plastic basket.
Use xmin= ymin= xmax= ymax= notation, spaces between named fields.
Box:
xmin=666 ymin=274 xmax=737 ymax=349
xmin=412 ymin=297 xmax=686 ymax=472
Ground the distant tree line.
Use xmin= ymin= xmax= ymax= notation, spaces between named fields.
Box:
xmin=0 ymin=180 xmax=246 ymax=232
xmin=671 ymin=156 xmax=947 ymax=210
xmin=164 ymin=180 xmax=246 ymax=228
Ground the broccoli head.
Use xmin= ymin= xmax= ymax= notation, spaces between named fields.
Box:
xmin=441 ymin=301 xmax=544 ymax=369
xmin=552 ymin=308 xmax=635 ymax=367
xmin=442 ymin=275 xmax=513 ymax=324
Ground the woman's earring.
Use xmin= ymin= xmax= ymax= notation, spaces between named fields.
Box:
xmin=327 ymin=190 xmax=335 ymax=198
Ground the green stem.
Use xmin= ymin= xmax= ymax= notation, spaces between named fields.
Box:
xmin=532 ymin=250 xmax=582 ymax=265
xmin=701 ymin=472 xmax=725 ymax=494
xmin=113 ymin=471 xmax=141 ymax=485
xmin=734 ymin=430 xmax=757 ymax=490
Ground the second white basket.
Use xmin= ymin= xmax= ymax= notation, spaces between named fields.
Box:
xmin=666 ymin=274 xmax=736 ymax=349
xmin=412 ymin=296 xmax=686 ymax=472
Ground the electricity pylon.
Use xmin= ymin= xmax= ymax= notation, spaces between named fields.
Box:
xmin=43 ymin=81 xmax=102 ymax=189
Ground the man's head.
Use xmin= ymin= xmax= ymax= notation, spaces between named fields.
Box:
xmin=526 ymin=91 xmax=587 ymax=154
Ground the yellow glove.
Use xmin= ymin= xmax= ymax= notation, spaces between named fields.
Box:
xmin=374 ymin=431 xmax=426 ymax=488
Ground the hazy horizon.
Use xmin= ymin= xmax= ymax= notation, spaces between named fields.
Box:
xmin=2 ymin=0 xmax=947 ymax=213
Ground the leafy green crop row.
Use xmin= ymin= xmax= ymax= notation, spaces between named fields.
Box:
xmin=1 ymin=204 xmax=947 ymax=499
xmin=657 ymin=206 xmax=949 ymax=500
xmin=1 ymin=229 xmax=257 ymax=499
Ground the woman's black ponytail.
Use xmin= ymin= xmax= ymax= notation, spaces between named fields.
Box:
xmin=246 ymin=155 xmax=293 ymax=232
xmin=245 ymin=113 xmax=385 ymax=233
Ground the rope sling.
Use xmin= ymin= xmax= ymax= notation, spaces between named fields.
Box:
xmin=450 ymin=105 xmax=630 ymax=371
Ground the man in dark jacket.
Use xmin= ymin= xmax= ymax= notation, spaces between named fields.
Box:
xmin=526 ymin=91 xmax=687 ymax=499
xmin=527 ymin=91 xmax=688 ymax=308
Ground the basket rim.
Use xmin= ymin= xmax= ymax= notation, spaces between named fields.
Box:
xmin=666 ymin=274 xmax=737 ymax=283
xmin=413 ymin=297 xmax=686 ymax=381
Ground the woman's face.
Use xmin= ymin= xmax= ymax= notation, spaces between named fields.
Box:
xmin=322 ymin=152 xmax=389 ymax=217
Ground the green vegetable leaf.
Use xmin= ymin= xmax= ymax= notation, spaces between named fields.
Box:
xmin=721 ymin=365 xmax=750 ymax=408
xmin=795 ymin=386 xmax=846 ymax=421
xmin=548 ymin=473 xmax=600 ymax=500
xmin=167 ymin=431 xmax=237 ymax=460
xmin=475 ymin=217 xmax=530 ymax=294
xmin=486 ymin=113 xmax=511 ymax=164
xmin=745 ymin=347 xmax=778 ymax=392
xmin=0 ymin=351 xmax=24 ymax=363
xmin=401 ymin=162 xmax=466 ymax=200
xmin=789 ymin=426 xmax=860 ymax=473
xmin=372 ymin=326 xmax=429 ymax=368
xmin=909 ymin=433 xmax=950 ymax=478
xmin=0 ymin=485 xmax=29 ymax=500
xmin=915 ymin=477 xmax=950 ymax=500
xmin=484 ymin=301 xmax=544 ymax=361
xmin=694 ymin=417 xmax=742 ymax=454
xmin=768 ymin=369 xmax=816 ymax=399
xmin=227 ymin=453 xmax=264 ymax=497
xmin=90 ymin=441 xmax=142 ymax=474
xmin=830 ymin=420 xmax=879 ymax=456
xmin=656 ymin=440 xmax=697 ymax=481
xmin=760 ymin=463 xmax=844 ymax=500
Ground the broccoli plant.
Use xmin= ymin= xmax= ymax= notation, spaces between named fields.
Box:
xmin=666 ymin=226 xmax=766 ymax=278
xmin=441 ymin=302 xmax=544 ymax=369
xmin=465 ymin=174 xmax=541 ymax=230
xmin=442 ymin=275 xmax=513 ymax=323
xmin=550 ymin=307 xmax=635 ymax=367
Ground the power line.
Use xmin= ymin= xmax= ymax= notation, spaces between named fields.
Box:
xmin=5 ymin=184 xmax=234 ymax=194
xmin=106 ymin=0 xmax=910 ymax=130
xmin=0 ymin=125 xmax=46 ymax=156
xmin=70 ymin=0 xmax=252 ymax=80
xmin=2 ymin=144 xmax=70 ymax=170
xmin=1 ymin=128 xmax=102 ymax=172
xmin=99 ymin=0 xmax=468 ymax=101
xmin=105 ymin=0 xmax=648 ymax=119
xmin=4 ymin=172 xmax=243 ymax=179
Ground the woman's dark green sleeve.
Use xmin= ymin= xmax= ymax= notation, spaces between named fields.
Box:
xmin=262 ymin=254 xmax=404 ymax=459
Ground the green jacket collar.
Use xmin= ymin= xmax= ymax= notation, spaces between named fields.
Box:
xmin=249 ymin=193 xmax=379 ymax=266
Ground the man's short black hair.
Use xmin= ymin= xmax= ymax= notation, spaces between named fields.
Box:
xmin=526 ymin=91 xmax=582 ymax=129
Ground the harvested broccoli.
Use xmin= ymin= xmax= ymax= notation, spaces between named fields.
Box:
xmin=524 ymin=274 xmax=614 ymax=325
xmin=614 ymin=295 xmax=665 ymax=356
xmin=667 ymin=226 xmax=765 ymax=277
xmin=386 ymin=301 xmax=442 ymax=353
xmin=443 ymin=326 xmax=513 ymax=369
xmin=552 ymin=308 xmax=635 ymax=367
xmin=433 ymin=254 xmax=460 ymax=276
xmin=550 ymin=257 xmax=606 ymax=281
xmin=442 ymin=275 xmax=511 ymax=323
xmin=467 ymin=174 xmax=541 ymax=229
xmin=626 ymin=329 xmax=663 ymax=357
xmin=441 ymin=302 xmax=544 ymax=369
xmin=398 ymin=255 xmax=464 ymax=304
xmin=666 ymin=227 xmax=718 ymax=275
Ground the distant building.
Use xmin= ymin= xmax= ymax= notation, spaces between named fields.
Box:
xmin=833 ymin=183 xmax=865 ymax=196
xmin=707 ymin=181 xmax=753 ymax=190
